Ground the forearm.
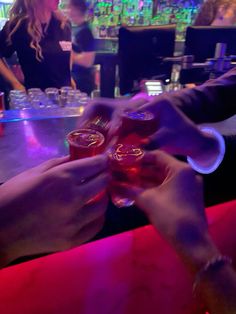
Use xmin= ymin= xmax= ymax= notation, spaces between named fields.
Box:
xmin=0 ymin=58 xmax=21 ymax=87
xmin=175 ymin=226 xmax=236 ymax=314
xmin=196 ymin=264 xmax=236 ymax=314
xmin=158 ymin=68 xmax=236 ymax=123
xmin=72 ymin=52 xmax=95 ymax=68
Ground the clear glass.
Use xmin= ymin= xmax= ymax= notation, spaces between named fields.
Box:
xmin=9 ymin=90 xmax=31 ymax=109
xmin=45 ymin=87 xmax=60 ymax=106
xmin=109 ymin=143 xmax=144 ymax=208
xmin=60 ymin=86 xmax=74 ymax=107
xmin=67 ymin=128 xmax=105 ymax=160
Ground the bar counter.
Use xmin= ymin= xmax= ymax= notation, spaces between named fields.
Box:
xmin=0 ymin=108 xmax=84 ymax=183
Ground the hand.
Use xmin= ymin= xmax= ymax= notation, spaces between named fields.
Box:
xmin=71 ymin=77 xmax=77 ymax=89
xmin=11 ymin=80 xmax=25 ymax=91
xmin=140 ymin=98 xmax=220 ymax=162
xmin=0 ymin=155 xmax=110 ymax=267
xmin=78 ymin=97 xmax=148 ymax=144
xmin=130 ymin=150 xmax=219 ymax=272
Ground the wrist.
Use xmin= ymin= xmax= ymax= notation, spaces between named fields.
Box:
xmin=187 ymin=127 xmax=225 ymax=174
xmin=11 ymin=81 xmax=20 ymax=89
xmin=174 ymin=223 xmax=220 ymax=274
xmin=188 ymin=127 xmax=219 ymax=161
xmin=193 ymin=255 xmax=233 ymax=296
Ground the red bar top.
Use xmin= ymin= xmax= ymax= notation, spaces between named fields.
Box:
xmin=0 ymin=200 xmax=235 ymax=314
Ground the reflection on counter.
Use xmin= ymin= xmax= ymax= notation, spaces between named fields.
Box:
xmin=0 ymin=107 xmax=84 ymax=123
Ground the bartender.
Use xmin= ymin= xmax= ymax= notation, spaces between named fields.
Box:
xmin=0 ymin=0 xmax=72 ymax=91
xmin=68 ymin=0 xmax=96 ymax=96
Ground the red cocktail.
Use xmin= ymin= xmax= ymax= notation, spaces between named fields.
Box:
xmin=67 ymin=128 xmax=106 ymax=204
xmin=109 ymin=143 xmax=144 ymax=208
xmin=118 ymin=109 xmax=157 ymax=144
xmin=67 ymin=128 xmax=105 ymax=160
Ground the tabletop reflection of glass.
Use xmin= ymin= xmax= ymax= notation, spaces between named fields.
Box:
xmin=0 ymin=107 xmax=85 ymax=123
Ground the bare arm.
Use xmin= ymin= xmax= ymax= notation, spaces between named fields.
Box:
xmin=0 ymin=58 xmax=25 ymax=90
xmin=143 ymin=67 xmax=236 ymax=124
xmin=72 ymin=50 xmax=95 ymax=68
xmin=131 ymin=151 xmax=236 ymax=314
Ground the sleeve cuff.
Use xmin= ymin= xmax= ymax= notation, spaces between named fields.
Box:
xmin=187 ymin=126 xmax=225 ymax=174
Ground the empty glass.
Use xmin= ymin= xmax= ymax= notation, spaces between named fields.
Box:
xmin=60 ymin=86 xmax=73 ymax=107
xmin=45 ymin=87 xmax=60 ymax=106
xmin=9 ymin=90 xmax=31 ymax=109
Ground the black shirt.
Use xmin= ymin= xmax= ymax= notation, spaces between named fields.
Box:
xmin=0 ymin=14 xmax=72 ymax=90
xmin=72 ymin=22 xmax=95 ymax=95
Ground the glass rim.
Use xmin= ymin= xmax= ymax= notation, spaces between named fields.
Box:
xmin=122 ymin=109 xmax=155 ymax=121
xmin=67 ymin=128 xmax=105 ymax=148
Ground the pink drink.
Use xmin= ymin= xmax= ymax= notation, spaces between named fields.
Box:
xmin=67 ymin=128 xmax=105 ymax=160
xmin=109 ymin=143 xmax=144 ymax=208
xmin=118 ymin=109 xmax=157 ymax=144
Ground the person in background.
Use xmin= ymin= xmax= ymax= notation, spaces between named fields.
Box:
xmin=194 ymin=0 xmax=236 ymax=26
xmin=0 ymin=0 xmax=72 ymax=91
xmin=68 ymin=0 xmax=96 ymax=96
xmin=0 ymin=154 xmax=109 ymax=268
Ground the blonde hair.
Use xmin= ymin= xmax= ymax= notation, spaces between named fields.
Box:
xmin=194 ymin=0 xmax=236 ymax=26
xmin=7 ymin=0 xmax=69 ymax=61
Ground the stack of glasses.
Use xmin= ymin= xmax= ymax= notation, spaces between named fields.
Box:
xmin=9 ymin=87 xmax=89 ymax=110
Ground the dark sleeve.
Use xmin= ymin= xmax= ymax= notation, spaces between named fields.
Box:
xmin=158 ymin=67 xmax=236 ymax=124
xmin=75 ymin=27 xmax=95 ymax=52
xmin=0 ymin=21 xmax=16 ymax=59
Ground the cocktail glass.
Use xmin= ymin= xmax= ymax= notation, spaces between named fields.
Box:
xmin=109 ymin=143 xmax=144 ymax=208
xmin=67 ymin=128 xmax=105 ymax=160
xmin=118 ymin=109 xmax=157 ymax=144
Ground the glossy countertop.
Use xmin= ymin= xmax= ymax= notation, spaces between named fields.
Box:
xmin=0 ymin=111 xmax=82 ymax=182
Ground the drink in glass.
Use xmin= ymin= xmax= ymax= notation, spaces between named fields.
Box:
xmin=109 ymin=143 xmax=144 ymax=208
xmin=67 ymin=128 xmax=105 ymax=160
xmin=67 ymin=128 xmax=106 ymax=204
xmin=118 ymin=109 xmax=157 ymax=144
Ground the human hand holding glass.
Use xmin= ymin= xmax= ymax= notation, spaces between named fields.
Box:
xmin=0 ymin=155 xmax=110 ymax=268
xmin=139 ymin=99 xmax=223 ymax=173
xmin=128 ymin=150 xmax=236 ymax=314
xmin=128 ymin=150 xmax=219 ymax=272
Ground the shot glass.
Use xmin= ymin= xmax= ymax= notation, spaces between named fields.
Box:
xmin=67 ymin=128 xmax=105 ymax=160
xmin=109 ymin=143 xmax=144 ymax=208
xmin=45 ymin=87 xmax=60 ymax=106
xmin=9 ymin=90 xmax=31 ymax=109
xmin=118 ymin=109 xmax=157 ymax=144
xmin=67 ymin=128 xmax=106 ymax=204
xmin=60 ymin=86 xmax=73 ymax=107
